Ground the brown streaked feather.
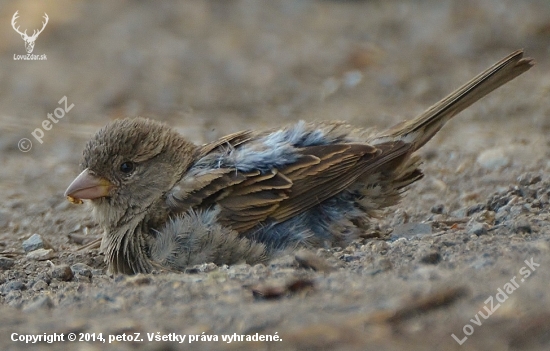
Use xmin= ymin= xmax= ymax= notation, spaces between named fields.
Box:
xmin=226 ymin=203 xmax=280 ymax=220
xmin=197 ymin=130 xmax=254 ymax=158
xmin=270 ymin=141 xmax=412 ymax=222
xmin=284 ymin=144 xmax=372 ymax=181
xmin=219 ymin=191 xmax=289 ymax=210
xmin=167 ymin=130 xmax=269 ymax=215
xmin=280 ymin=154 xmax=321 ymax=174
xmin=229 ymin=170 xmax=293 ymax=196
xmin=191 ymin=172 xmax=249 ymax=202
xmin=167 ymin=170 xmax=248 ymax=212
xmin=217 ymin=173 xmax=291 ymax=232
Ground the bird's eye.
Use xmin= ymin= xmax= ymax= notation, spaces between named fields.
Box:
xmin=119 ymin=161 xmax=135 ymax=174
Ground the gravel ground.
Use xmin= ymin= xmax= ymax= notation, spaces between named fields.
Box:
xmin=1 ymin=1 xmax=550 ymax=350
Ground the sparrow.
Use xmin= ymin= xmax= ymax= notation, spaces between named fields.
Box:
xmin=65 ymin=50 xmax=533 ymax=275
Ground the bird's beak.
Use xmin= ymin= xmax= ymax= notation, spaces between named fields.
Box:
xmin=64 ymin=169 xmax=113 ymax=204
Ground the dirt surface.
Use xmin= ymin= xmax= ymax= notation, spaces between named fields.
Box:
xmin=1 ymin=1 xmax=550 ymax=350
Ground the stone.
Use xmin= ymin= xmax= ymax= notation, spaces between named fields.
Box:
xmin=2 ymin=280 xmax=26 ymax=293
xmin=431 ymin=204 xmax=445 ymax=214
xmin=420 ymin=251 xmax=442 ymax=264
xmin=26 ymin=249 xmax=55 ymax=261
xmin=468 ymin=223 xmax=488 ymax=236
xmin=71 ymin=263 xmax=93 ymax=282
xmin=22 ymin=234 xmax=50 ymax=252
xmin=0 ymin=257 xmax=15 ymax=270
xmin=51 ymin=264 xmax=74 ymax=282
xmin=477 ymin=147 xmax=510 ymax=170
xmin=514 ymin=220 xmax=532 ymax=234
xmin=32 ymin=280 xmax=49 ymax=291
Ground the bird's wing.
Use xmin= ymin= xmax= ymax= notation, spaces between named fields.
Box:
xmin=166 ymin=130 xmax=412 ymax=233
xmin=266 ymin=141 xmax=411 ymax=225
xmin=196 ymin=130 xmax=254 ymax=158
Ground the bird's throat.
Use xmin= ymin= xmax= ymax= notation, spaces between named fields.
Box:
xmin=101 ymin=219 xmax=155 ymax=274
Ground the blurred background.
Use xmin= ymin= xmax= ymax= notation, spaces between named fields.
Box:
xmin=0 ymin=0 xmax=549 ymax=200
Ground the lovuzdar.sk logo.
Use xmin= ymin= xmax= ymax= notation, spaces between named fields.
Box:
xmin=11 ymin=10 xmax=48 ymax=60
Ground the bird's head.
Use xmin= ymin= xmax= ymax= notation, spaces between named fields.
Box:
xmin=64 ymin=117 xmax=196 ymax=229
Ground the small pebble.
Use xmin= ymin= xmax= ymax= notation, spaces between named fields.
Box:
xmin=517 ymin=173 xmax=541 ymax=186
xmin=514 ymin=220 xmax=532 ymax=234
xmin=431 ymin=204 xmax=445 ymax=214
xmin=184 ymin=267 xmax=200 ymax=274
xmin=22 ymin=234 xmax=50 ymax=252
xmin=71 ymin=263 xmax=93 ymax=282
xmin=0 ymin=257 xmax=15 ymax=270
xmin=450 ymin=208 xmax=468 ymax=218
xmin=32 ymin=280 xmax=49 ymax=291
xmin=477 ymin=148 xmax=510 ymax=170
xmin=2 ymin=280 xmax=26 ymax=292
xmin=468 ymin=223 xmax=488 ymax=236
xmin=420 ymin=251 xmax=442 ymax=264
xmin=340 ymin=254 xmax=360 ymax=263
xmin=51 ymin=264 xmax=74 ymax=282
xmin=466 ymin=204 xmax=486 ymax=216
xmin=26 ymin=249 xmax=55 ymax=261
xmin=36 ymin=272 xmax=52 ymax=285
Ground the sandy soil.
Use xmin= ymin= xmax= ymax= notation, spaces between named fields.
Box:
xmin=1 ymin=1 xmax=550 ymax=350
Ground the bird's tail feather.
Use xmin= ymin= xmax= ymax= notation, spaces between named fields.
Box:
xmin=375 ymin=50 xmax=534 ymax=151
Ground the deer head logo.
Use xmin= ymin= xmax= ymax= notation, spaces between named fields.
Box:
xmin=11 ymin=11 xmax=49 ymax=54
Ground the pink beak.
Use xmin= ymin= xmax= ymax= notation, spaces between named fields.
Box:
xmin=64 ymin=169 xmax=113 ymax=203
